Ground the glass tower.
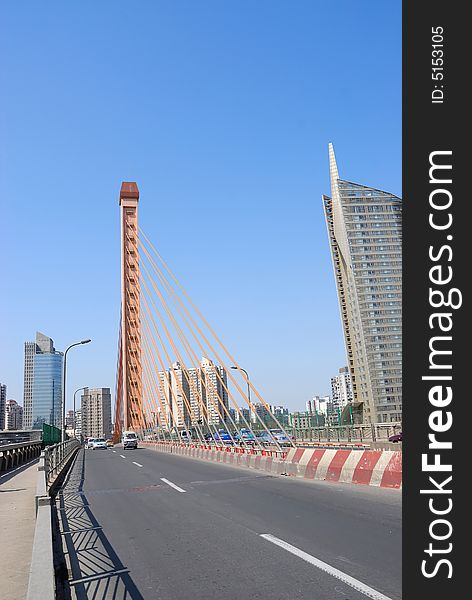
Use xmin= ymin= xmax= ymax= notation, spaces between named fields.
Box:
xmin=24 ymin=332 xmax=64 ymax=430
xmin=323 ymin=144 xmax=402 ymax=424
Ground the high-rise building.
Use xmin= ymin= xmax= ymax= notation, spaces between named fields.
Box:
xmin=234 ymin=407 xmax=251 ymax=424
xmin=23 ymin=332 xmax=63 ymax=430
xmin=251 ymin=402 xmax=272 ymax=425
xmin=23 ymin=343 xmax=35 ymax=429
xmin=157 ymin=358 xmax=229 ymax=429
xmin=65 ymin=410 xmax=75 ymax=429
xmin=330 ymin=367 xmax=353 ymax=421
xmin=169 ymin=362 xmax=191 ymax=428
xmin=5 ymin=399 xmax=23 ymax=430
xmin=81 ymin=388 xmax=112 ymax=439
xmin=270 ymin=405 xmax=290 ymax=426
xmin=323 ymin=144 xmax=402 ymax=423
xmin=200 ymin=358 xmax=229 ymax=425
xmin=75 ymin=409 xmax=82 ymax=436
xmin=0 ymin=383 xmax=6 ymax=430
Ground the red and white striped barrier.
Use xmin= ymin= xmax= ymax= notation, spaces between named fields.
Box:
xmin=284 ymin=447 xmax=402 ymax=488
xmin=141 ymin=442 xmax=402 ymax=489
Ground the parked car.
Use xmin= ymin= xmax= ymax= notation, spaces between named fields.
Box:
xmin=122 ymin=431 xmax=138 ymax=449
xmin=92 ymin=438 xmax=107 ymax=450
xmin=238 ymin=428 xmax=256 ymax=444
xmin=388 ymin=431 xmax=403 ymax=443
xmin=257 ymin=429 xmax=293 ymax=446
xmin=269 ymin=429 xmax=295 ymax=446
xmin=209 ymin=429 xmax=235 ymax=444
xmin=180 ymin=430 xmax=193 ymax=443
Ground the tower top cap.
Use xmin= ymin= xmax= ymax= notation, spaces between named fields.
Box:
xmin=120 ymin=182 xmax=139 ymax=201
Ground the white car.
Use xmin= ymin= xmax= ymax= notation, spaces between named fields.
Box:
xmin=92 ymin=438 xmax=107 ymax=450
xmin=85 ymin=437 xmax=97 ymax=449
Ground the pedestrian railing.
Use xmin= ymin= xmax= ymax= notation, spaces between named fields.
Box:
xmin=290 ymin=423 xmax=402 ymax=443
xmin=43 ymin=439 xmax=81 ymax=488
xmin=27 ymin=438 xmax=81 ymax=600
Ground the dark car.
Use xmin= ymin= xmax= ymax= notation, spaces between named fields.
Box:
xmin=388 ymin=431 xmax=403 ymax=443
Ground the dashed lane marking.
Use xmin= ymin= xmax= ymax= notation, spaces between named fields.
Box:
xmin=160 ymin=478 xmax=186 ymax=493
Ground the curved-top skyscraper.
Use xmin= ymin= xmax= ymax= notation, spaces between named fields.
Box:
xmin=323 ymin=144 xmax=402 ymax=424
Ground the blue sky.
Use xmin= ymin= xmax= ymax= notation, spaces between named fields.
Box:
xmin=0 ymin=1 xmax=401 ymax=413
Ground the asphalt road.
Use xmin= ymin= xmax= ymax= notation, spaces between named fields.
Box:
xmin=54 ymin=447 xmax=401 ymax=600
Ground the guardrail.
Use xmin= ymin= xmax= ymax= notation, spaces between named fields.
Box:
xmin=27 ymin=439 xmax=81 ymax=600
xmin=43 ymin=439 xmax=80 ymax=488
xmin=290 ymin=423 xmax=402 ymax=443
xmin=0 ymin=441 xmax=42 ymax=473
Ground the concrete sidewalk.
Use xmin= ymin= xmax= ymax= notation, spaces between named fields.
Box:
xmin=0 ymin=461 xmax=39 ymax=600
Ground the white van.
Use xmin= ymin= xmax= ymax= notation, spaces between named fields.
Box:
xmin=122 ymin=431 xmax=138 ymax=449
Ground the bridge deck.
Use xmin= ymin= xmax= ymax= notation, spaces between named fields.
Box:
xmin=54 ymin=447 xmax=401 ymax=600
xmin=0 ymin=460 xmax=39 ymax=600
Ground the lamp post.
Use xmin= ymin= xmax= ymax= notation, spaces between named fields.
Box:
xmin=230 ymin=366 xmax=251 ymax=404
xmin=73 ymin=387 xmax=87 ymax=440
xmin=62 ymin=339 xmax=91 ymax=442
xmin=230 ymin=365 xmax=251 ymax=427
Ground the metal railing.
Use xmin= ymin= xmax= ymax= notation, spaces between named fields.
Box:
xmin=289 ymin=423 xmax=402 ymax=444
xmin=43 ymin=439 xmax=80 ymax=488
xmin=27 ymin=438 xmax=81 ymax=600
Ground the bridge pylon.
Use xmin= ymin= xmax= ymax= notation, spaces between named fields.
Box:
xmin=113 ymin=182 xmax=143 ymax=442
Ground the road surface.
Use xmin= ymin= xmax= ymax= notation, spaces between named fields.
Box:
xmin=54 ymin=447 xmax=401 ymax=600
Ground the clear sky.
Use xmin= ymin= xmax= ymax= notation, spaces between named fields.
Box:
xmin=0 ymin=1 xmax=401 ymax=413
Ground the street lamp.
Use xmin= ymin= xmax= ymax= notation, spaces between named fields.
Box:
xmin=73 ymin=387 xmax=87 ymax=440
xmin=230 ymin=366 xmax=251 ymax=404
xmin=62 ymin=339 xmax=91 ymax=442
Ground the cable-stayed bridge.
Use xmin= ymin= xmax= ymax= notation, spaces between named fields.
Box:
xmin=1 ymin=182 xmax=401 ymax=600
xmin=113 ymin=181 xmax=293 ymax=453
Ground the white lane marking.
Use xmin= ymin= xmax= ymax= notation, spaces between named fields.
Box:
xmin=120 ymin=455 xmax=126 ymax=459
xmin=260 ymin=534 xmax=393 ymax=600
xmin=132 ymin=462 xmax=143 ymax=468
xmin=160 ymin=478 xmax=186 ymax=493
xmin=112 ymin=450 xmax=116 ymax=453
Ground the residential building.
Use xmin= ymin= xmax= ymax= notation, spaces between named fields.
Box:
xmin=169 ymin=362 xmax=191 ymax=428
xmin=200 ymin=358 xmax=229 ymax=425
xmin=81 ymin=388 xmax=112 ymax=439
xmin=157 ymin=358 xmax=229 ymax=429
xmin=289 ymin=412 xmax=319 ymax=429
xmin=0 ymin=383 xmax=6 ymax=430
xmin=66 ymin=410 xmax=75 ymax=429
xmin=75 ymin=409 xmax=82 ymax=436
xmin=23 ymin=333 xmax=63 ymax=430
xmin=234 ymin=407 xmax=251 ymax=425
xmin=5 ymin=400 xmax=24 ymax=430
xmin=270 ymin=405 xmax=290 ymax=426
xmin=323 ymin=144 xmax=402 ymax=423
xmin=251 ymin=402 xmax=276 ymax=427
xmin=331 ymin=367 xmax=353 ymax=423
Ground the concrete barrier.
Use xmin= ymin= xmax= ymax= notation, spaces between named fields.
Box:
xmin=26 ymin=503 xmax=54 ymax=600
xmin=283 ymin=447 xmax=402 ymax=488
xmin=142 ymin=442 xmax=402 ymax=489
xmin=0 ymin=441 xmax=42 ymax=472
